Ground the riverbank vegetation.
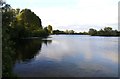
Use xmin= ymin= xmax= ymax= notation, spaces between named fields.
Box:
xmin=1 ymin=1 xmax=50 ymax=78
xmin=52 ymin=27 xmax=120 ymax=36
xmin=3 ymin=8 xmax=49 ymax=39
xmin=88 ymin=27 xmax=120 ymax=36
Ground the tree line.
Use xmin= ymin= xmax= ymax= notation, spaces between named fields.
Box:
xmin=88 ymin=27 xmax=120 ymax=36
xmin=51 ymin=27 xmax=120 ymax=36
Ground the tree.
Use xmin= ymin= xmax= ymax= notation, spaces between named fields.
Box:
xmin=2 ymin=2 xmax=50 ymax=77
xmin=104 ymin=27 xmax=112 ymax=32
xmin=65 ymin=30 xmax=69 ymax=34
xmin=10 ymin=8 xmax=49 ymax=38
xmin=47 ymin=25 xmax=53 ymax=34
xmin=53 ymin=30 xmax=65 ymax=34
xmin=69 ymin=30 xmax=74 ymax=34
xmin=103 ymin=27 xmax=113 ymax=36
xmin=2 ymin=2 xmax=16 ymax=77
xmin=89 ymin=28 xmax=97 ymax=36
xmin=44 ymin=27 xmax=49 ymax=33
xmin=88 ymin=27 xmax=120 ymax=36
xmin=16 ymin=9 xmax=42 ymax=31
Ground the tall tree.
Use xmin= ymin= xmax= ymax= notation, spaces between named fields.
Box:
xmin=16 ymin=9 xmax=42 ymax=31
xmin=2 ymin=2 xmax=16 ymax=77
xmin=47 ymin=25 xmax=53 ymax=34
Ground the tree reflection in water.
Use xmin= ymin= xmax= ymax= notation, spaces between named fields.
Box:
xmin=14 ymin=39 xmax=52 ymax=63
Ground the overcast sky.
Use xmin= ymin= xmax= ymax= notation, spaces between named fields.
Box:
xmin=7 ymin=0 xmax=119 ymax=32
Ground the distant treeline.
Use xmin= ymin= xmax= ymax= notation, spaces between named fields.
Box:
xmin=52 ymin=30 xmax=87 ymax=35
xmin=88 ymin=27 xmax=120 ymax=36
xmin=52 ymin=27 xmax=120 ymax=36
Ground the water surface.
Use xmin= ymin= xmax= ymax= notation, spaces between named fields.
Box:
xmin=13 ymin=35 xmax=118 ymax=77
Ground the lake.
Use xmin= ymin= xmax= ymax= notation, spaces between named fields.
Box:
xmin=13 ymin=35 xmax=119 ymax=77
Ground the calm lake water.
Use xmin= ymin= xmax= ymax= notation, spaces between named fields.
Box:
xmin=13 ymin=35 xmax=119 ymax=77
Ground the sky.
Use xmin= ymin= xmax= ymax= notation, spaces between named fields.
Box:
xmin=7 ymin=0 xmax=119 ymax=32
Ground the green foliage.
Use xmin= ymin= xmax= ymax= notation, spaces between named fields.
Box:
xmin=2 ymin=32 xmax=15 ymax=77
xmin=88 ymin=27 xmax=120 ymax=36
xmin=2 ymin=3 xmax=16 ymax=77
xmin=89 ymin=28 xmax=97 ymax=36
xmin=47 ymin=25 xmax=53 ymax=34
xmin=31 ymin=29 xmax=49 ymax=37
xmin=53 ymin=29 xmax=88 ymax=35
xmin=9 ymin=8 xmax=49 ymax=38
xmin=2 ymin=2 xmax=49 ymax=78
xmin=68 ymin=30 xmax=75 ymax=34
xmin=53 ymin=30 xmax=66 ymax=34
xmin=44 ymin=27 xmax=49 ymax=33
xmin=16 ymin=9 xmax=42 ymax=31
xmin=104 ymin=27 xmax=112 ymax=32
xmin=79 ymin=32 xmax=88 ymax=35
